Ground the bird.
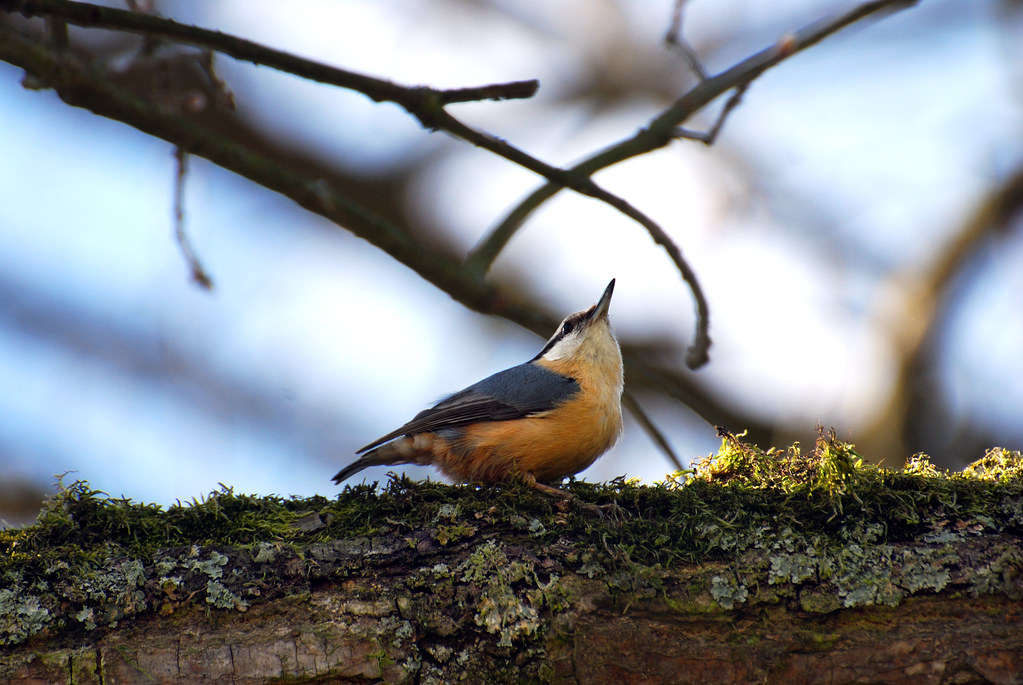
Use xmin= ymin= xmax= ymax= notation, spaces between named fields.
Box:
xmin=332 ymin=279 xmax=624 ymax=498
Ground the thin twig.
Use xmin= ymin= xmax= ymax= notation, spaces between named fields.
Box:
xmin=436 ymin=80 xmax=540 ymax=104
xmin=664 ymin=0 xmax=708 ymax=81
xmin=673 ymin=82 xmax=748 ymax=145
xmin=622 ymin=391 xmax=684 ymax=472
xmin=172 ymin=147 xmax=213 ymax=290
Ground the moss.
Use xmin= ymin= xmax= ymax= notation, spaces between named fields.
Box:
xmin=962 ymin=447 xmax=1023 ymax=482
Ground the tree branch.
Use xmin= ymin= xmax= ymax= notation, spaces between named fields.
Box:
xmin=466 ymin=0 xmax=918 ymax=280
xmin=622 ymin=391 xmax=684 ymax=472
xmin=1 ymin=0 xmax=540 ymax=107
xmin=665 ymin=0 xmax=708 ymax=82
xmin=867 ymin=162 xmax=1023 ymax=463
xmin=673 ymin=83 xmax=748 ymax=146
xmin=0 ymin=0 xmax=917 ymax=461
xmin=5 ymin=449 xmax=1023 ymax=680
xmin=2 ymin=0 xmax=715 ymax=367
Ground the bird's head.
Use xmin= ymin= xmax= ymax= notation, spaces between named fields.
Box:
xmin=534 ymin=279 xmax=619 ymax=364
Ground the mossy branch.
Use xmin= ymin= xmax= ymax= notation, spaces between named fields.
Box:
xmin=2 ymin=437 xmax=1021 ymax=680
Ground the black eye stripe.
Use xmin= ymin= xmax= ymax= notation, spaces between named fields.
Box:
xmin=532 ymin=312 xmax=587 ymax=361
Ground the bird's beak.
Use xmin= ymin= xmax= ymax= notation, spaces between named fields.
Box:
xmin=589 ymin=278 xmax=615 ymax=320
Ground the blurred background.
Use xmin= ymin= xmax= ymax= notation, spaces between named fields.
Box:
xmin=1 ymin=0 xmax=1021 ymax=525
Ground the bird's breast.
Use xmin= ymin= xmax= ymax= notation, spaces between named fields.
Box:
xmin=432 ymin=368 xmax=623 ymax=483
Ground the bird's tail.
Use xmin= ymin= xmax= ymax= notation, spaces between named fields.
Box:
xmin=331 ymin=435 xmax=436 ymax=484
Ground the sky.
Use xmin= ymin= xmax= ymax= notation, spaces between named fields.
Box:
xmin=1 ymin=0 xmax=1021 ymax=512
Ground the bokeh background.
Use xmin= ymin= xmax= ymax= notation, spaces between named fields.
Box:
xmin=1 ymin=0 xmax=1021 ymax=523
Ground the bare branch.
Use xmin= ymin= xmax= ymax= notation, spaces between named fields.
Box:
xmin=436 ymin=80 xmax=539 ymax=104
xmin=3 ymin=0 xmax=711 ymax=365
xmin=466 ymin=0 xmax=915 ymax=368
xmin=868 ymin=162 xmax=1023 ymax=463
xmin=622 ymin=351 xmax=775 ymax=449
xmin=0 ymin=22 xmax=526 ymax=325
xmin=0 ymin=0 xmax=540 ymax=107
xmin=467 ymin=0 xmax=917 ymax=271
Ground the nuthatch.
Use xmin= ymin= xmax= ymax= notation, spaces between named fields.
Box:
xmin=332 ymin=279 xmax=624 ymax=497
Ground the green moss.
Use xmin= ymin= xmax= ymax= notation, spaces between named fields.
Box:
xmin=796 ymin=628 xmax=842 ymax=652
xmin=962 ymin=447 xmax=1023 ymax=482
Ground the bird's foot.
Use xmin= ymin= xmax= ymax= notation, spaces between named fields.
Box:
xmin=526 ymin=478 xmax=622 ymax=519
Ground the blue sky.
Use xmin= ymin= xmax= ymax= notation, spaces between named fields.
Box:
xmin=1 ymin=0 xmax=1020 ymax=508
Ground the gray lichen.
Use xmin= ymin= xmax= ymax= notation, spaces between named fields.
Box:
xmin=710 ymin=574 xmax=748 ymax=609
xmin=205 ymin=580 xmax=249 ymax=611
xmin=0 ymin=589 xmax=51 ymax=644
xmin=460 ymin=540 xmax=545 ymax=647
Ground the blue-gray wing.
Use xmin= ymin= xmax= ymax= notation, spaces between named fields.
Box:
xmin=356 ymin=363 xmax=579 ymax=453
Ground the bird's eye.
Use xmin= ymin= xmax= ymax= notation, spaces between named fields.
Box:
xmin=562 ymin=321 xmax=574 ymax=335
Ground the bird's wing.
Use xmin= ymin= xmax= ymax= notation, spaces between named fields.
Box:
xmin=356 ymin=363 xmax=579 ymax=453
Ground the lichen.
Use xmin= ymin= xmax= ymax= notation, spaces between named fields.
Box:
xmin=769 ymin=550 xmax=817 ymax=585
xmin=0 ymin=589 xmax=51 ymax=644
xmin=204 ymin=580 xmax=249 ymax=611
xmin=190 ymin=549 xmax=229 ymax=579
xmin=459 ymin=540 xmax=546 ymax=647
xmin=710 ymin=574 xmax=748 ymax=609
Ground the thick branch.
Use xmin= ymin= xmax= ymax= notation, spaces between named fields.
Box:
xmin=3 ymin=447 xmax=1022 ymax=681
